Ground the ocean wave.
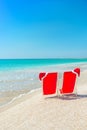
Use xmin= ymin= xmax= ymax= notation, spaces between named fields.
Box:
xmin=0 ymin=88 xmax=41 ymax=108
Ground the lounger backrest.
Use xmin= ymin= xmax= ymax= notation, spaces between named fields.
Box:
xmin=60 ymin=71 xmax=76 ymax=94
xmin=39 ymin=73 xmax=57 ymax=95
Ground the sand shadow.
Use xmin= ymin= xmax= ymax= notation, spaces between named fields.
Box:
xmin=45 ymin=94 xmax=87 ymax=100
xmin=77 ymin=94 xmax=87 ymax=98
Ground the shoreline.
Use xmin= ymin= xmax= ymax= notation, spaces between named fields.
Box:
xmin=0 ymin=88 xmax=41 ymax=113
xmin=0 ymin=88 xmax=41 ymax=110
xmin=0 ymin=68 xmax=87 ymax=110
xmin=0 ymin=62 xmax=87 ymax=109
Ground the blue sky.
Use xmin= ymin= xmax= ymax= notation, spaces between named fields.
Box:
xmin=0 ymin=0 xmax=87 ymax=58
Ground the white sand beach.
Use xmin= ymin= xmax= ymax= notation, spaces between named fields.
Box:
xmin=0 ymin=70 xmax=87 ymax=130
xmin=1 ymin=0 xmax=87 ymax=129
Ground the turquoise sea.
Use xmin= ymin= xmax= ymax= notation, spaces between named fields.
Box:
xmin=0 ymin=58 xmax=87 ymax=106
xmin=0 ymin=58 xmax=87 ymax=71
